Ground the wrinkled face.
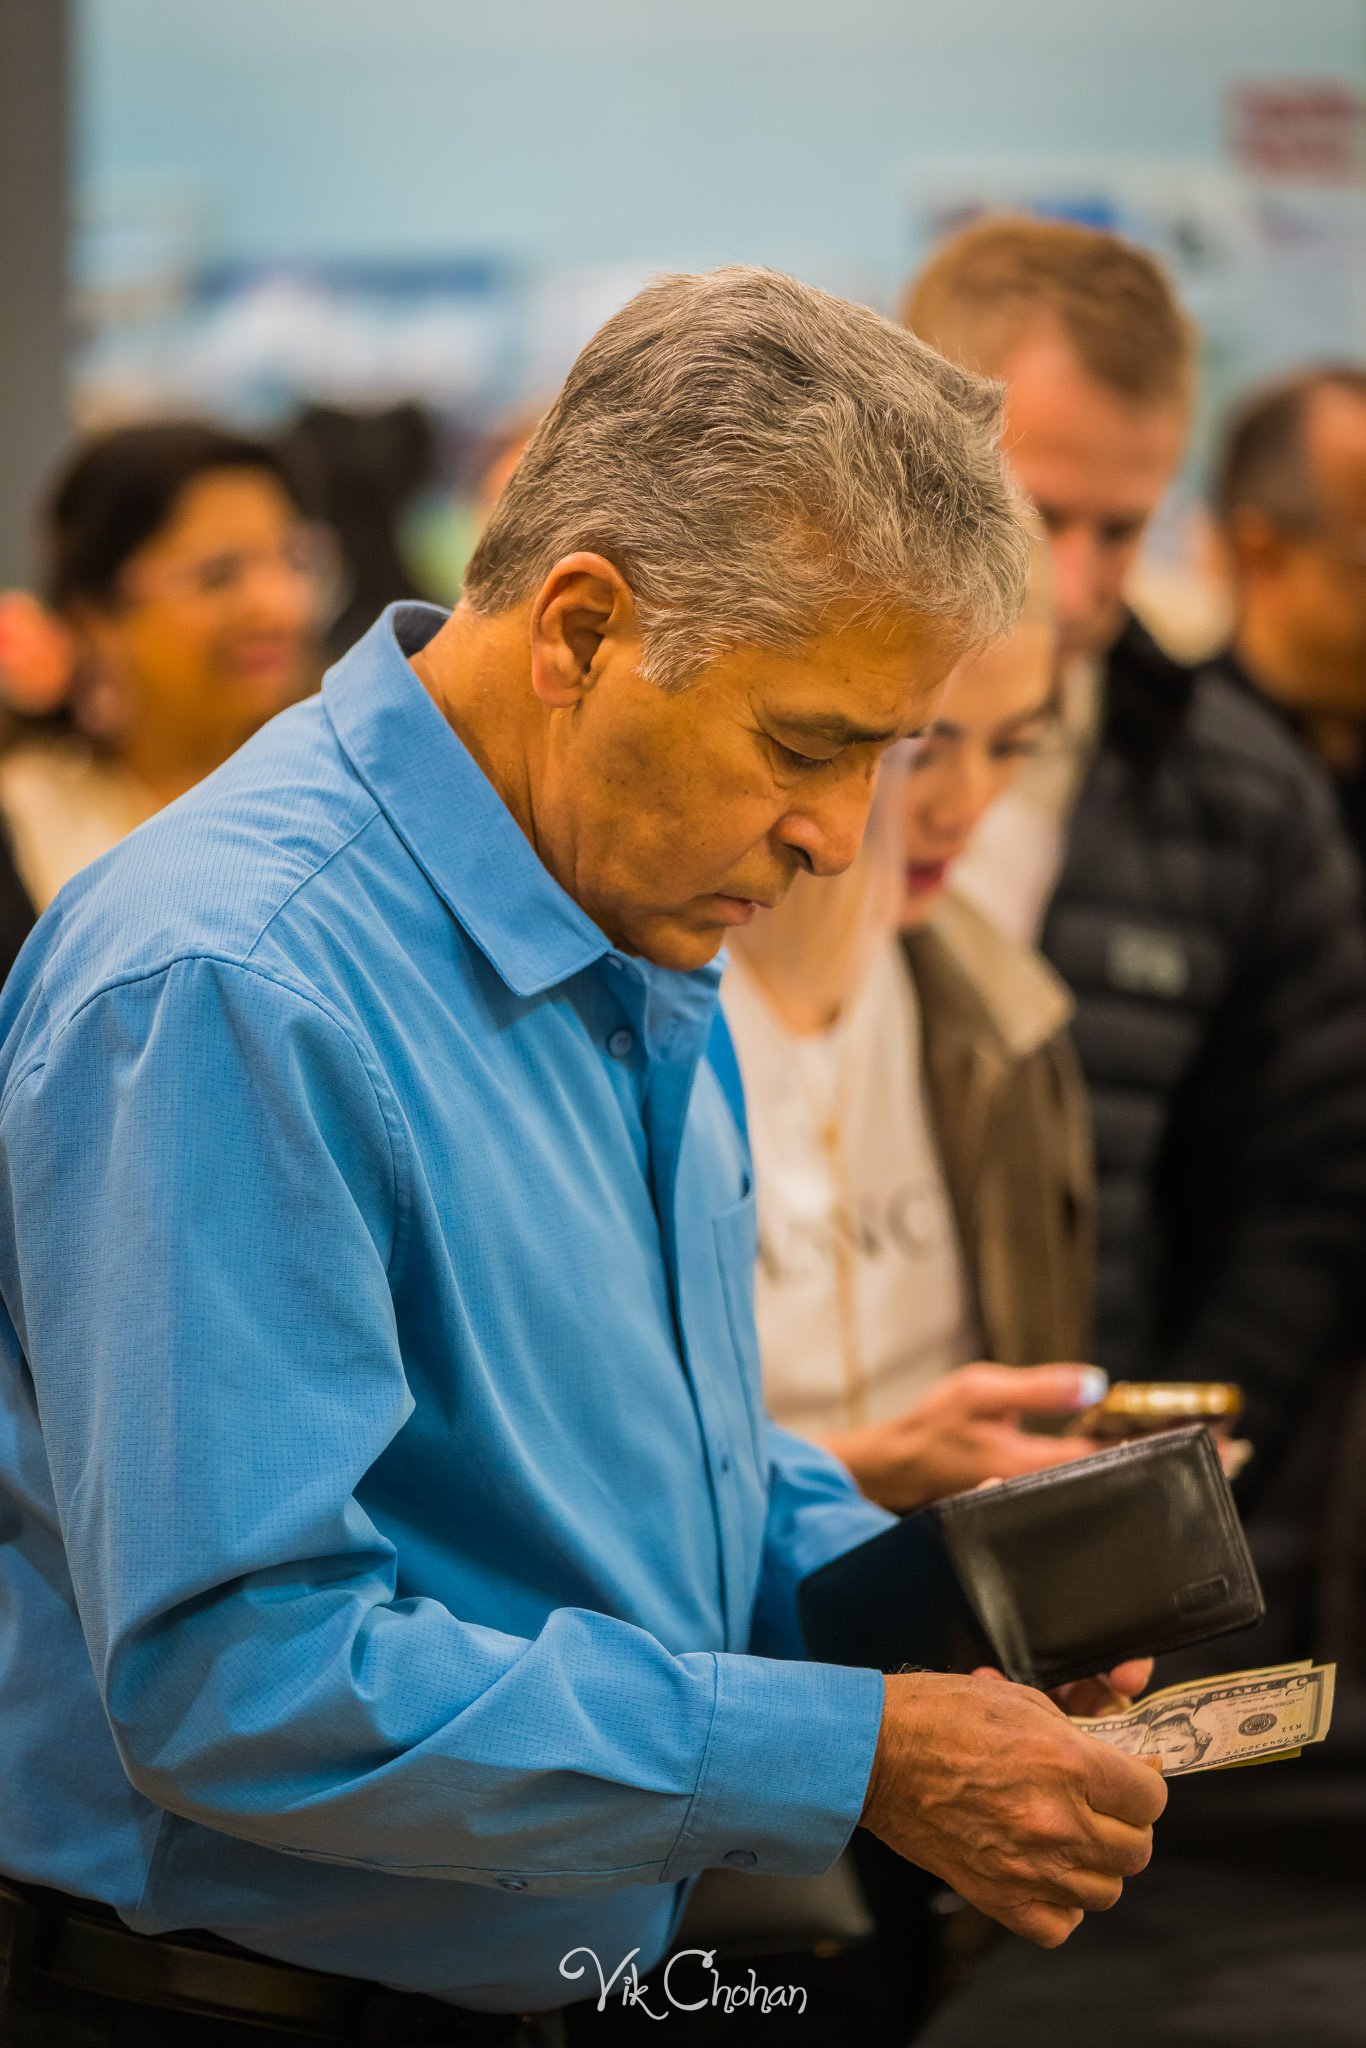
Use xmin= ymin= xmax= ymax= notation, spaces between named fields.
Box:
xmin=1000 ymin=328 xmax=1187 ymax=662
xmin=531 ymin=591 xmax=966 ymax=971
xmin=899 ymin=613 xmax=1058 ymax=928
xmin=81 ymin=469 xmax=324 ymax=760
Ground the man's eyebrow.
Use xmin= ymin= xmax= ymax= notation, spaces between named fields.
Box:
xmin=1036 ymin=499 xmax=1149 ymax=533
xmin=771 ymin=711 xmax=910 ymax=746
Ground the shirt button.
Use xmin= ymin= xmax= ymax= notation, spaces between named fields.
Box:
xmin=497 ymin=1877 xmax=528 ymax=1891
xmin=607 ymin=1028 xmax=634 ymax=1060
xmin=723 ymin=1850 xmax=757 ymax=1870
xmin=717 ymin=1442 xmax=732 ymax=1474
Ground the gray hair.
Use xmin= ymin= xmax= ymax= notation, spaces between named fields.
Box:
xmin=463 ymin=266 xmax=1031 ymax=688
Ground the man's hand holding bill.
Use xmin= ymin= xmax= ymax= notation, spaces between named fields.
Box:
xmin=859 ymin=1669 xmax=1167 ymax=1949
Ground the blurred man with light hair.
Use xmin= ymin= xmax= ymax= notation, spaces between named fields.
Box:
xmin=0 ymin=268 xmax=1165 ymax=2044
xmin=903 ymin=218 xmax=1366 ymax=1493
xmin=904 ymin=220 xmax=1366 ymax=2048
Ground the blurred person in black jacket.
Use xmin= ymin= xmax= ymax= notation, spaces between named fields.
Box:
xmin=1208 ymin=365 xmax=1366 ymax=868
xmin=900 ymin=217 xmax=1366 ymax=2048
xmin=901 ymin=219 xmax=1366 ymax=1504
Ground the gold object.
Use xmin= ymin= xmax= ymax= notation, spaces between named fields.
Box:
xmin=1077 ymin=1380 xmax=1243 ymax=1439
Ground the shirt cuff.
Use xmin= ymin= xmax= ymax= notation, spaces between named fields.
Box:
xmin=660 ymin=1651 xmax=884 ymax=1884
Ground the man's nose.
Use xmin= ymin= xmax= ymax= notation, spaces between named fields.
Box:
xmin=776 ymin=777 xmax=875 ymax=879
xmin=1047 ymin=526 xmax=1104 ymax=640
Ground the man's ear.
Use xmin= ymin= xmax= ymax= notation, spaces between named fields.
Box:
xmin=529 ymin=553 xmax=641 ymax=709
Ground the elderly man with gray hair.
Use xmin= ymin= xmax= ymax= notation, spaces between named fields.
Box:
xmin=0 ymin=268 xmax=1164 ymax=2045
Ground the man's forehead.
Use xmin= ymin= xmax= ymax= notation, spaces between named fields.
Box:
xmin=1001 ymin=342 xmax=1186 ymax=503
xmin=1309 ymin=388 xmax=1366 ymax=512
xmin=764 ymin=649 xmax=959 ymax=745
xmin=1002 ymin=327 xmax=1187 ymax=437
xmin=738 ymin=612 xmax=962 ymax=733
xmin=1007 ymin=421 xmax=1181 ymax=506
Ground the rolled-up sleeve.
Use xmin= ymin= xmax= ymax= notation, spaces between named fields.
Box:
xmin=0 ymin=956 xmax=882 ymax=1895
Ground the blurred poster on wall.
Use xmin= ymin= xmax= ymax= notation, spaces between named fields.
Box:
xmin=75 ymin=233 xmax=529 ymax=426
xmin=1225 ymin=78 xmax=1366 ymax=378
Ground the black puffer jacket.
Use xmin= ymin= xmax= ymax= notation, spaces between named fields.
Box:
xmin=1040 ymin=615 xmax=1366 ymax=1491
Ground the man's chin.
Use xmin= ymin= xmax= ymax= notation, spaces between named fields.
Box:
xmin=1062 ymin=609 xmax=1128 ymax=665
xmin=613 ymin=911 xmax=728 ymax=974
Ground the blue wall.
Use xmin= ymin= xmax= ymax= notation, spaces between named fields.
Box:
xmin=81 ymin=0 xmax=1366 ymax=299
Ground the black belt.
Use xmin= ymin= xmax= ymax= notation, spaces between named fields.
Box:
xmin=0 ymin=1878 xmax=563 ymax=2043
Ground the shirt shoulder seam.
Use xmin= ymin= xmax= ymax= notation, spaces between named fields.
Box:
xmin=239 ymin=803 xmax=385 ymax=964
xmin=0 ymin=953 xmax=410 ymax=1277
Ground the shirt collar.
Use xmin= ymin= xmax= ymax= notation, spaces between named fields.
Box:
xmin=323 ymin=601 xmax=612 ymax=999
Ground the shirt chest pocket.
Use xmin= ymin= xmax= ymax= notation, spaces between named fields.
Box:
xmin=711 ymin=1188 xmax=769 ymax=1473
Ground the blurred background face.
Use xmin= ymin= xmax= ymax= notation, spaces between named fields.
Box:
xmin=79 ymin=467 xmax=323 ymax=765
xmin=899 ymin=611 xmax=1058 ymax=929
xmin=1264 ymin=387 xmax=1366 ymax=701
xmin=1000 ymin=328 xmax=1187 ymax=663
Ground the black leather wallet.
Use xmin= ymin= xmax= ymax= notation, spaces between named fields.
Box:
xmin=798 ymin=1425 xmax=1264 ymax=1690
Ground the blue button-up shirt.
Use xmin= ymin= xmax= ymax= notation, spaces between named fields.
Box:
xmin=0 ymin=604 xmax=890 ymax=2011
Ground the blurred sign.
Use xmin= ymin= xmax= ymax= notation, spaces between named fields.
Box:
xmin=1228 ymin=81 xmax=1366 ymax=188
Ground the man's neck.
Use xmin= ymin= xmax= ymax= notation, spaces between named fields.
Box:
xmin=408 ymin=605 xmax=550 ymax=859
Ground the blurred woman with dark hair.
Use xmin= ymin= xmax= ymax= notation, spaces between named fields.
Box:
xmin=0 ymin=419 xmax=332 ymax=913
